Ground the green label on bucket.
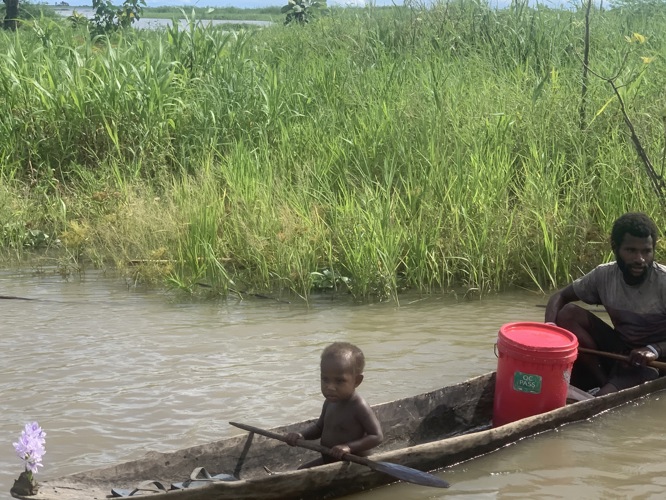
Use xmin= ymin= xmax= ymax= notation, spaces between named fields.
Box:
xmin=513 ymin=372 xmax=542 ymax=394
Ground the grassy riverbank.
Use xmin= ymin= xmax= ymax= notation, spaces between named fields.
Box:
xmin=0 ymin=1 xmax=665 ymax=301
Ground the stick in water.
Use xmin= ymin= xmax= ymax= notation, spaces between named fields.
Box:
xmin=228 ymin=421 xmax=450 ymax=489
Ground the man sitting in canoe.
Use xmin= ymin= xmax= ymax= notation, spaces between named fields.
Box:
xmin=545 ymin=212 xmax=666 ymax=396
xmin=285 ymin=342 xmax=383 ymax=468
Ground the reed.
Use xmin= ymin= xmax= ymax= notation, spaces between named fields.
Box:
xmin=0 ymin=2 xmax=664 ymax=300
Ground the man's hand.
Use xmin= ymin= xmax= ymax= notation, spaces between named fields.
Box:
xmin=628 ymin=347 xmax=658 ymax=367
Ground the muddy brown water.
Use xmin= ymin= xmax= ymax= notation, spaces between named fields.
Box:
xmin=1 ymin=270 xmax=665 ymax=499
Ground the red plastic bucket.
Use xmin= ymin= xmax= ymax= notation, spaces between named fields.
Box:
xmin=492 ymin=322 xmax=578 ymax=427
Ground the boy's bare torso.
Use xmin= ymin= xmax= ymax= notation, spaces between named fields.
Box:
xmin=320 ymin=393 xmax=372 ymax=455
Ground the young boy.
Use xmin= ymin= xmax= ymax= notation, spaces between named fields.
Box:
xmin=285 ymin=342 xmax=383 ymax=469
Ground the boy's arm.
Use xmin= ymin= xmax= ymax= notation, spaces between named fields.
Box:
xmin=299 ymin=419 xmax=324 ymax=440
xmin=285 ymin=406 xmax=325 ymax=445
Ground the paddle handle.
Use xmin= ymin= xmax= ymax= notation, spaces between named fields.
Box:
xmin=578 ymin=347 xmax=666 ymax=371
xmin=229 ymin=421 xmax=371 ymax=467
xmin=230 ymin=421 xmax=451 ymax=489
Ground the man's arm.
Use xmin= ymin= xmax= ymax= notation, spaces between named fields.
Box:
xmin=649 ymin=343 xmax=665 ymax=358
xmin=544 ymin=283 xmax=580 ymax=324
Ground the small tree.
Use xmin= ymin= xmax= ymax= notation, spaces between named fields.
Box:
xmin=281 ymin=0 xmax=327 ymax=25
xmin=91 ymin=0 xmax=145 ymax=36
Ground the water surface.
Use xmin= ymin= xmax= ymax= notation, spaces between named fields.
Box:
xmin=1 ymin=271 xmax=664 ymax=498
xmin=51 ymin=7 xmax=272 ymax=29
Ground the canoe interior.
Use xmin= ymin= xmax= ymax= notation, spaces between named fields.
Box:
xmin=13 ymin=372 xmax=666 ymax=500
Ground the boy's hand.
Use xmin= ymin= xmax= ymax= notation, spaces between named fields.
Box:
xmin=329 ymin=444 xmax=351 ymax=460
xmin=285 ymin=432 xmax=303 ymax=446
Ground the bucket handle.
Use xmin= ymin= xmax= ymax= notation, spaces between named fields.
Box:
xmin=493 ymin=342 xmax=498 ymax=358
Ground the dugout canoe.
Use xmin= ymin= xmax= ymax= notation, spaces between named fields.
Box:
xmin=12 ymin=372 xmax=666 ymax=500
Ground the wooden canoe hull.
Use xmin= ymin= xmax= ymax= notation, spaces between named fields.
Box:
xmin=13 ymin=373 xmax=666 ymax=500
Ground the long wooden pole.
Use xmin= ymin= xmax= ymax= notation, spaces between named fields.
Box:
xmin=578 ymin=347 xmax=666 ymax=371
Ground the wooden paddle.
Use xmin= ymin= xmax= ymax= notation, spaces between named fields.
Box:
xmin=229 ymin=421 xmax=450 ymax=489
xmin=578 ymin=347 xmax=666 ymax=371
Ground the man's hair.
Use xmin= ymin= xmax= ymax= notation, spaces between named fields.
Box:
xmin=321 ymin=342 xmax=365 ymax=375
xmin=611 ymin=212 xmax=658 ymax=249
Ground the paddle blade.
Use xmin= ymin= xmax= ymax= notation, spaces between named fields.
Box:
xmin=373 ymin=461 xmax=450 ymax=488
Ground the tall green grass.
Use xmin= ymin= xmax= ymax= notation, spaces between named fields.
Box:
xmin=0 ymin=2 xmax=664 ymax=300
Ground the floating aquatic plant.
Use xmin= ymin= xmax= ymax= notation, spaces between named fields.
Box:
xmin=13 ymin=422 xmax=46 ymax=479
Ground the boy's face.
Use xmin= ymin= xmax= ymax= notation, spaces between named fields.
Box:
xmin=320 ymin=356 xmax=363 ymax=403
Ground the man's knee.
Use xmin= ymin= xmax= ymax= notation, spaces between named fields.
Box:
xmin=556 ymin=303 xmax=586 ymax=328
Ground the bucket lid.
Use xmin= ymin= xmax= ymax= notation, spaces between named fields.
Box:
xmin=498 ymin=321 xmax=578 ymax=354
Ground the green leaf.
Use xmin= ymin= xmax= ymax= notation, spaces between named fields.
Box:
xmin=531 ymin=72 xmax=550 ymax=103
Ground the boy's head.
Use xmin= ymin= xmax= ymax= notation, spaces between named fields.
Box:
xmin=321 ymin=342 xmax=365 ymax=375
xmin=319 ymin=342 xmax=365 ymax=402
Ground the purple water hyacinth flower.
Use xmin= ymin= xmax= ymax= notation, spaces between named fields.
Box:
xmin=13 ymin=422 xmax=46 ymax=475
